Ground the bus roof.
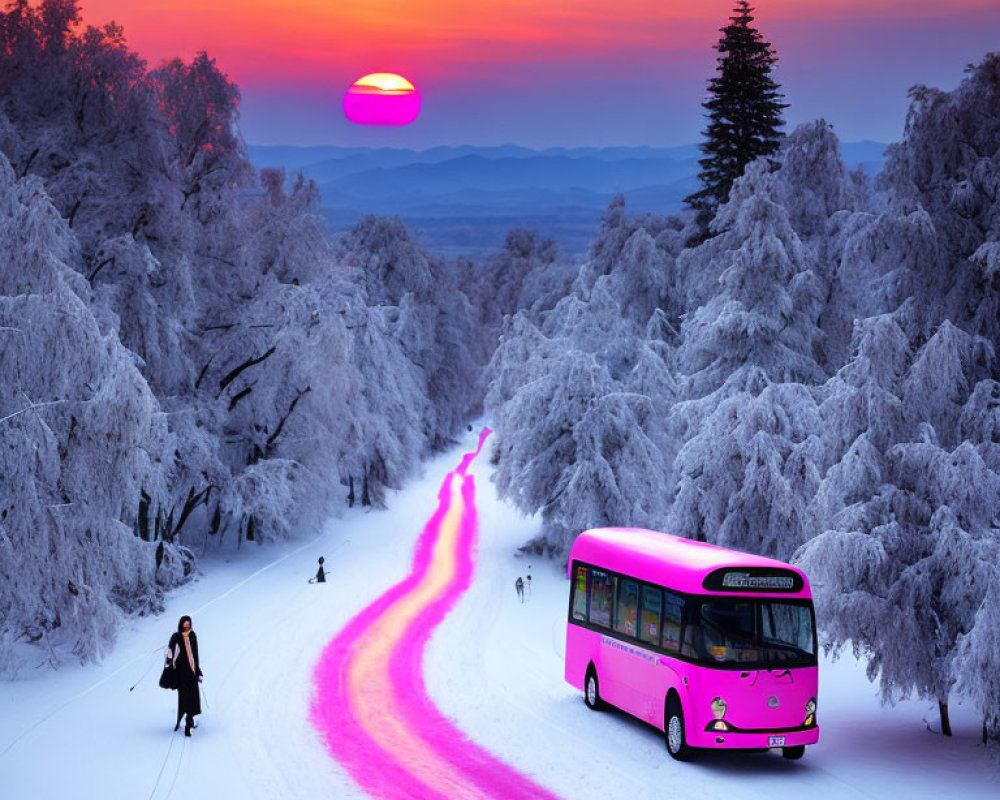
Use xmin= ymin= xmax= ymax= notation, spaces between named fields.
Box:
xmin=567 ymin=527 xmax=813 ymax=598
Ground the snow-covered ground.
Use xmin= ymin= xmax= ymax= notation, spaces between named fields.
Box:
xmin=2 ymin=430 xmax=998 ymax=799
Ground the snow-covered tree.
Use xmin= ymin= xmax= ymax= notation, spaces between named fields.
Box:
xmin=487 ymin=278 xmax=677 ymax=555
xmin=247 ymin=168 xmax=329 ymax=286
xmin=668 ymin=157 xmax=832 ymax=559
xmin=336 ymin=215 xmax=488 ymax=452
xmin=765 ymin=120 xmax=867 ymax=370
xmin=808 ymin=313 xmax=911 ymax=533
xmin=798 ymin=320 xmax=1000 ymax=736
xmin=477 ymin=228 xmax=562 ymax=326
xmin=677 ymin=162 xmax=827 ymax=407
xmin=147 ymin=51 xmax=250 ymax=228
xmin=89 ymin=234 xmax=195 ymax=396
xmin=771 ymin=120 xmax=853 ymax=244
xmin=573 ymin=195 xmax=682 ymax=331
xmin=669 ymin=370 xmax=822 ymax=560
xmin=877 ymin=53 xmax=1000 ymax=348
xmin=0 ymin=156 xmax=188 ymax=674
xmin=954 ymin=574 xmax=1000 ymax=746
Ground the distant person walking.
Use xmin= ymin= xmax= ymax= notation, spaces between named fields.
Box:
xmin=313 ymin=556 xmax=327 ymax=583
xmin=515 ymin=577 xmax=524 ymax=603
xmin=526 ymin=565 xmax=532 ymax=599
xmin=166 ymin=615 xmax=203 ymax=736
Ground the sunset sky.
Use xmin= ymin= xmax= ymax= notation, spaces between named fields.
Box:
xmin=82 ymin=0 xmax=1000 ymax=148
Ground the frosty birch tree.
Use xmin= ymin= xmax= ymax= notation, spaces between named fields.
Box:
xmin=90 ymin=234 xmax=195 ymax=396
xmin=0 ymin=156 xmax=186 ymax=673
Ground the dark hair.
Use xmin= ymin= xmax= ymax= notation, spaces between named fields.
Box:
xmin=177 ymin=615 xmax=193 ymax=633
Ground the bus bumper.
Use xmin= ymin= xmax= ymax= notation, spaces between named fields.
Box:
xmin=690 ymin=726 xmax=819 ymax=750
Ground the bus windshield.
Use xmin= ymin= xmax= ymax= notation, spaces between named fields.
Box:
xmin=691 ymin=598 xmax=816 ymax=669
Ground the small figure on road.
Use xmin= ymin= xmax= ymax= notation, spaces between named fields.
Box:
xmin=313 ymin=556 xmax=327 ymax=583
xmin=525 ymin=567 xmax=532 ymax=599
xmin=515 ymin=576 xmax=524 ymax=602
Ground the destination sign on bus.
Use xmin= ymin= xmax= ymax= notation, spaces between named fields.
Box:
xmin=723 ymin=573 xmax=794 ymax=589
xmin=703 ymin=567 xmax=803 ymax=593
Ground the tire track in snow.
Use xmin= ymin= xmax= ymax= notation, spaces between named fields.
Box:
xmin=311 ymin=428 xmax=560 ymax=800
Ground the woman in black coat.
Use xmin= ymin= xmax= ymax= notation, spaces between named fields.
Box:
xmin=167 ymin=615 xmax=203 ymax=736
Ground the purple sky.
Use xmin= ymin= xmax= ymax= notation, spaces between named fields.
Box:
xmin=84 ymin=1 xmax=1000 ymax=148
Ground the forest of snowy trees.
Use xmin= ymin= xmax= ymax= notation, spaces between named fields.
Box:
xmin=487 ymin=56 xmax=1000 ymax=743
xmin=0 ymin=2 xmax=489 ymax=673
xmin=0 ymin=0 xmax=997 ymax=750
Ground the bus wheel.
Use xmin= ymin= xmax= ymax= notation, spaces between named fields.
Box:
xmin=782 ymin=745 xmax=805 ymax=760
xmin=584 ymin=666 xmax=603 ymax=710
xmin=665 ymin=697 xmax=692 ymax=761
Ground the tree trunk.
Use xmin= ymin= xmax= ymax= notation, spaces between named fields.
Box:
xmin=347 ymin=476 xmax=355 ymax=508
xmin=218 ymin=345 xmax=277 ymax=393
xmin=138 ymin=490 xmax=151 ymax=541
xmin=939 ymin=701 xmax=952 ymax=736
xmin=265 ymin=386 xmax=311 ymax=455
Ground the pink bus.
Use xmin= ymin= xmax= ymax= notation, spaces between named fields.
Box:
xmin=566 ymin=528 xmax=818 ymax=761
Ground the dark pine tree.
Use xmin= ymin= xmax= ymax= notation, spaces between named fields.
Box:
xmin=685 ymin=1 xmax=787 ymax=227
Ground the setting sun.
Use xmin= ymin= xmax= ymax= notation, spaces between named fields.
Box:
xmin=344 ymin=72 xmax=420 ymax=126
xmin=354 ymin=73 xmax=415 ymax=93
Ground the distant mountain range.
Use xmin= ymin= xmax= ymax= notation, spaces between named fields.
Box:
xmin=248 ymin=142 xmax=888 ymax=259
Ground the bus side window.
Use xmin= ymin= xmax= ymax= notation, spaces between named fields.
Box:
xmin=680 ymin=625 xmax=702 ymax=659
xmin=572 ymin=565 xmax=588 ymax=621
xmin=589 ymin=569 xmax=613 ymax=628
xmin=662 ymin=591 xmax=684 ymax=654
xmin=614 ymin=579 xmax=639 ymax=637
xmin=639 ymin=585 xmax=662 ymax=646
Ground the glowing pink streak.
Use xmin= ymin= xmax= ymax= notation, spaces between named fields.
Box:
xmin=311 ymin=428 xmax=559 ymax=800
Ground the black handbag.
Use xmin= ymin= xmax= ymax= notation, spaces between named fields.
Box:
xmin=159 ymin=661 xmax=177 ymax=690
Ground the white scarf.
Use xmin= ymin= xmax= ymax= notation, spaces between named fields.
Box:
xmin=170 ymin=632 xmax=196 ymax=673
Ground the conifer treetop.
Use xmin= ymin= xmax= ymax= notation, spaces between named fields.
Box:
xmin=685 ymin=0 xmax=788 ymax=227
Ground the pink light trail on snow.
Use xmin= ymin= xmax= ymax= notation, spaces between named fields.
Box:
xmin=311 ymin=428 xmax=559 ymax=800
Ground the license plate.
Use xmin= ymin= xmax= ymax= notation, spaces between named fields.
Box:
xmin=768 ymin=736 xmax=786 ymax=747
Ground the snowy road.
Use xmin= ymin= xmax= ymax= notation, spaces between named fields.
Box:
xmin=1 ymin=429 xmax=998 ymax=799
xmin=311 ymin=429 xmax=558 ymax=800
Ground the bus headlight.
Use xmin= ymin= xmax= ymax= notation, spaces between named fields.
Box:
xmin=711 ymin=696 xmax=727 ymax=719
xmin=706 ymin=696 xmax=730 ymax=731
xmin=803 ymin=697 xmax=817 ymax=727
